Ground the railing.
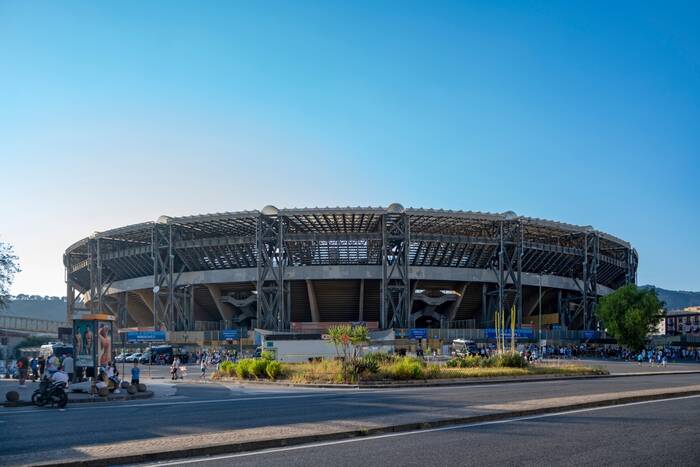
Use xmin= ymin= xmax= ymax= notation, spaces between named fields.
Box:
xmin=194 ymin=321 xmax=223 ymax=331
xmin=0 ymin=315 xmax=69 ymax=334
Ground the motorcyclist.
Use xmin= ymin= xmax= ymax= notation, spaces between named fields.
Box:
xmin=51 ymin=366 xmax=69 ymax=386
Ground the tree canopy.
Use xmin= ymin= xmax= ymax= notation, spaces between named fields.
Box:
xmin=0 ymin=241 xmax=20 ymax=309
xmin=597 ymin=284 xmax=664 ymax=350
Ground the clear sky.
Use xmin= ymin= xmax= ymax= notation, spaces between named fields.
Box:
xmin=1 ymin=1 xmax=698 ymax=296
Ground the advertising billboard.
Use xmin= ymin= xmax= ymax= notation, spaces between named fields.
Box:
xmin=73 ymin=320 xmax=95 ymax=367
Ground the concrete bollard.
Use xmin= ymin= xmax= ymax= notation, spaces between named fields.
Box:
xmin=5 ymin=391 xmax=19 ymax=402
xmin=127 ymin=385 xmax=137 ymax=395
xmin=137 ymin=383 xmax=147 ymax=392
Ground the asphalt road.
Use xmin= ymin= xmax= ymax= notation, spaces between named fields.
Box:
xmin=1 ymin=373 xmax=699 ymax=457
xmin=142 ymin=394 xmax=700 ymax=467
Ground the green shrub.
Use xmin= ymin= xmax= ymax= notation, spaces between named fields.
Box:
xmin=481 ymin=353 xmax=528 ymax=368
xmin=383 ymin=357 xmax=424 ymax=380
xmin=370 ymin=352 xmax=397 ymax=364
xmin=261 ymin=350 xmax=276 ymax=361
xmin=252 ymin=359 xmax=269 ymax=378
xmin=445 ymin=358 xmax=460 ymax=368
xmin=265 ymin=360 xmax=282 ymax=379
xmin=354 ymin=354 xmax=380 ymax=375
xmin=219 ymin=360 xmax=236 ymax=376
xmin=236 ymin=359 xmax=255 ymax=378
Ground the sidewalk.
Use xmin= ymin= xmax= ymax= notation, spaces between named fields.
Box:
xmin=1 ymin=379 xmax=158 ymax=407
xmin=2 ymin=384 xmax=699 ymax=467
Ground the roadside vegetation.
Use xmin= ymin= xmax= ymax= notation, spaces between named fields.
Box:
xmin=212 ymin=350 xmax=606 ymax=384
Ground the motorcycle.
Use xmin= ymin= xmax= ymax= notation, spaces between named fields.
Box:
xmin=32 ymin=378 xmax=68 ymax=408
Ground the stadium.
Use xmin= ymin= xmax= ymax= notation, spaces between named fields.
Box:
xmin=64 ymin=204 xmax=637 ymax=337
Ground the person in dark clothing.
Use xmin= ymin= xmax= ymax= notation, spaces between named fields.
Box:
xmin=38 ymin=355 xmax=46 ymax=377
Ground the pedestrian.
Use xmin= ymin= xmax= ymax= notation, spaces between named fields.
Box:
xmin=30 ymin=357 xmax=39 ymax=381
xmin=131 ymin=362 xmax=140 ymax=386
xmin=38 ymin=355 xmax=46 ymax=377
xmin=200 ymin=358 xmax=208 ymax=380
xmin=63 ymin=353 xmax=74 ymax=383
xmin=170 ymin=357 xmax=180 ymax=380
xmin=17 ymin=354 xmax=29 ymax=388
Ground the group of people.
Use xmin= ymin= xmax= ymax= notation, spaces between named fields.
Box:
xmin=16 ymin=353 xmax=74 ymax=388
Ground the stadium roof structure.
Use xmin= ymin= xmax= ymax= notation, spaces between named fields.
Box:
xmin=65 ymin=205 xmax=637 ymax=332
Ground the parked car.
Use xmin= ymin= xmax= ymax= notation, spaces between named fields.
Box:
xmin=125 ymin=353 xmax=142 ymax=363
xmin=138 ymin=352 xmax=151 ymax=364
xmin=114 ymin=353 xmax=127 ymax=363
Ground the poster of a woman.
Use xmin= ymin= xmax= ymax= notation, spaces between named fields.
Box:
xmin=73 ymin=320 xmax=94 ymax=367
xmin=97 ymin=322 xmax=112 ymax=366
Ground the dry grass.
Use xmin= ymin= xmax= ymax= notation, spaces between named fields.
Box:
xmin=435 ymin=364 xmax=607 ymax=379
xmin=283 ymin=360 xmax=345 ymax=384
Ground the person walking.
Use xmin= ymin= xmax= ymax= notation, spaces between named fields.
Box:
xmin=30 ymin=357 xmax=39 ymax=381
xmin=62 ymin=354 xmax=74 ymax=382
xmin=131 ymin=362 xmax=140 ymax=386
xmin=199 ymin=358 xmax=208 ymax=380
xmin=38 ymin=355 xmax=46 ymax=377
xmin=170 ymin=357 xmax=180 ymax=380
xmin=17 ymin=355 xmax=29 ymax=388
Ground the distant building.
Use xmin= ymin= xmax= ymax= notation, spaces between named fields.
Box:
xmin=665 ymin=307 xmax=700 ymax=336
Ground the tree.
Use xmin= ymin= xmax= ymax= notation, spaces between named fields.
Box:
xmin=0 ymin=241 xmax=20 ymax=309
xmin=327 ymin=324 xmax=370 ymax=383
xmin=597 ymin=284 xmax=664 ymax=351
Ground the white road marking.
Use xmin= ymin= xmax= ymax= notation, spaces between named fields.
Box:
xmin=0 ymin=393 xmax=328 ymax=416
xmin=142 ymin=394 xmax=700 ymax=466
xmin=0 ymin=382 xmax=524 ymax=417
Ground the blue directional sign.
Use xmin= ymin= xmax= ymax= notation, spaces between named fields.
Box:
xmin=221 ymin=329 xmax=241 ymax=340
xmin=408 ymin=328 xmax=428 ymax=339
xmin=126 ymin=331 xmax=166 ymax=343
xmin=485 ymin=328 xmax=534 ymax=339
xmin=583 ymin=330 xmax=598 ymax=339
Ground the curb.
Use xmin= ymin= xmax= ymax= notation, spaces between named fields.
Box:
xmin=2 ymin=391 xmax=153 ymax=408
xmin=218 ymin=369 xmax=700 ymax=390
xmin=28 ymin=388 xmax=700 ymax=467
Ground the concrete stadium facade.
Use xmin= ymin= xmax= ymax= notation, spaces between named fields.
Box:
xmin=64 ymin=204 xmax=637 ymax=333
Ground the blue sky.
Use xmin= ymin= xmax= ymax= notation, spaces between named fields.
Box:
xmin=1 ymin=1 xmax=698 ymax=295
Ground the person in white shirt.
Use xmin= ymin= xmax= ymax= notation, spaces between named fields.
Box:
xmin=51 ymin=366 xmax=69 ymax=385
xmin=47 ymin=354 xmax=60 ymax=375
xmin=62 ymin=354 xmax=74 ymax=382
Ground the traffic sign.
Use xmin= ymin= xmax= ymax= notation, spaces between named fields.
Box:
xmin=221 ymin=329 xmax=241 ymax=340
xmin=408 ymin=328 xmax=428 ymax=339
xmin=126 ymin=331 xmax=166 ymax=343
xmin=485 ymin=328 xmax=534 ymax=339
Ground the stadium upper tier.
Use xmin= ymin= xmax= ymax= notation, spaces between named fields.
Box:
xmin=64 ymin=205 xmax=637 ymax=331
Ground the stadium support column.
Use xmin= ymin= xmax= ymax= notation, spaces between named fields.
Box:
xmin=65 ymin=252 xmax=89 ymax=321
xmin=152 ymin=223 xmax=170 ymax=331
xmin=381 ymin=208 xmax=410 ymax=329
xmin=256 ymin=210 xmax=288 ymax=331
xmin=582 ymin=231 xmax=599 ymax=331
xmin=490 ymin=217 xmax=523 ymax=328
xmin=88 ymin=237 xmax=103 ymax=314
xmin=626 ymin=247 xmax=638 ymax=285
